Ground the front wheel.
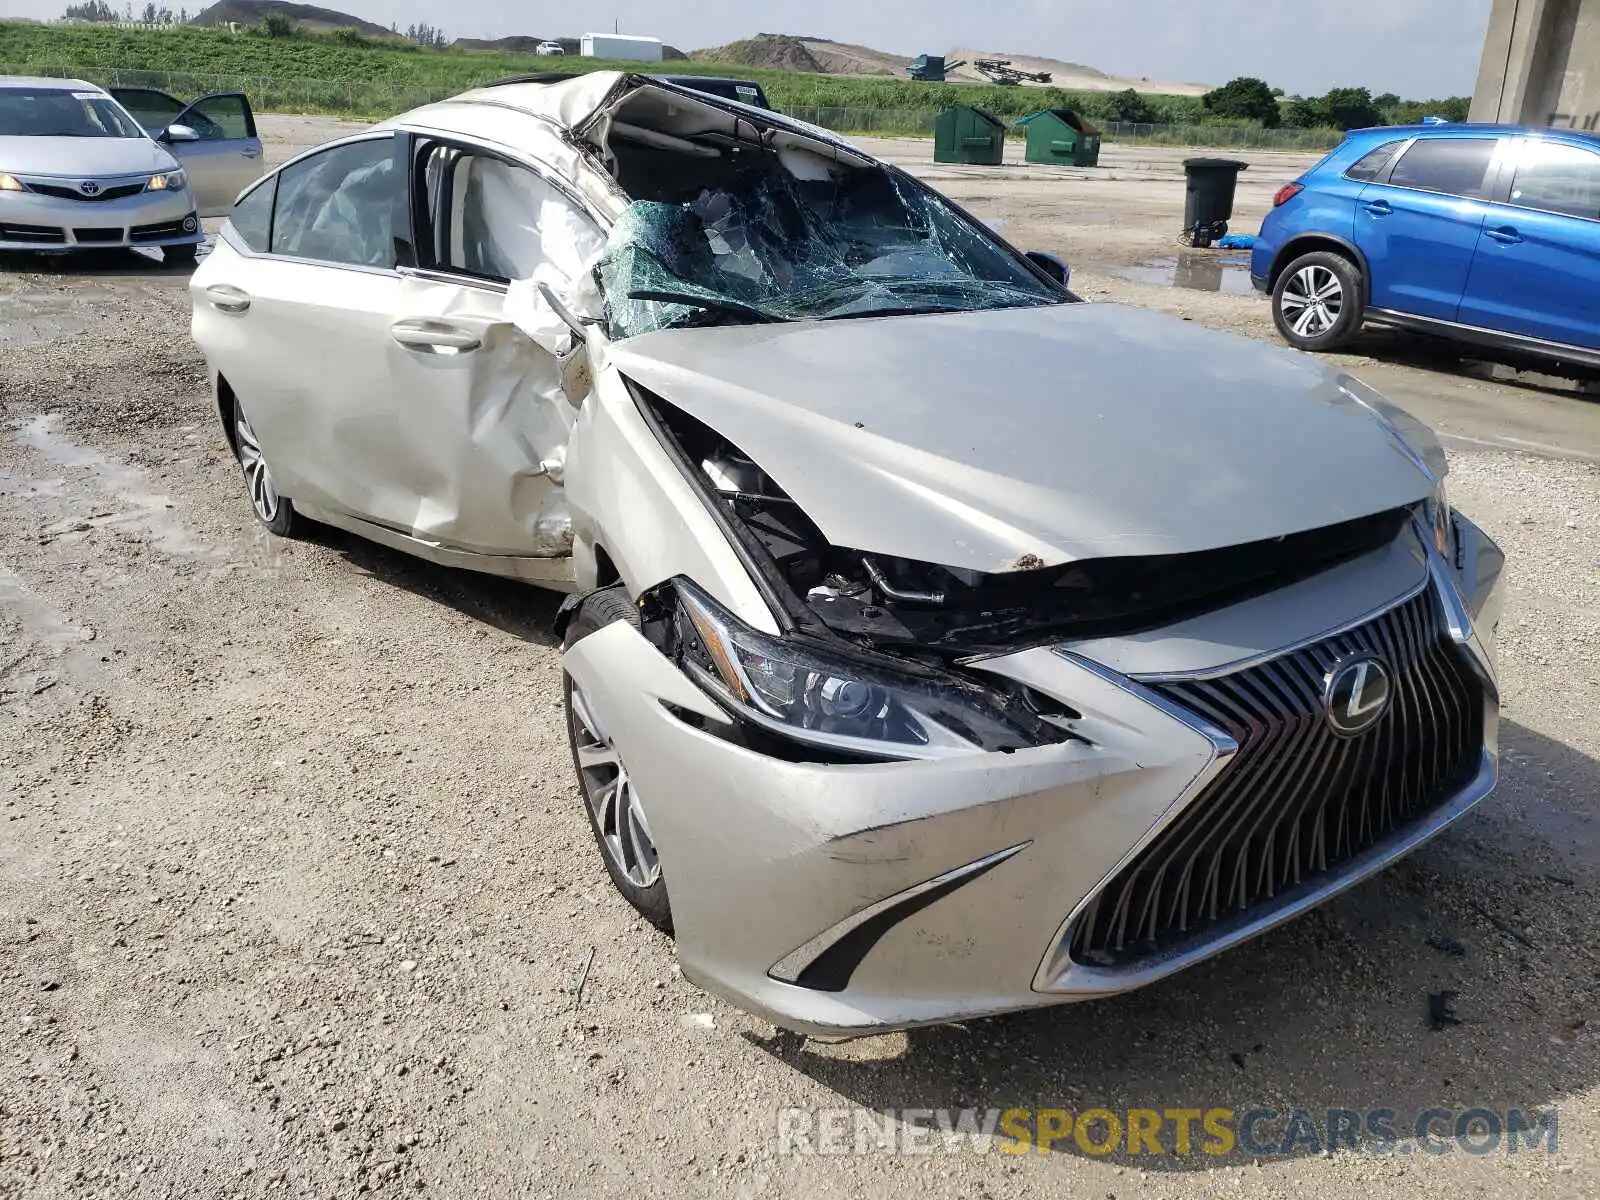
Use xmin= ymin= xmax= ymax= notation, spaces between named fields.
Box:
xmin=563 ymin=588 xmax=673 ymax=933
xmin=1272 ymin=250 xmax=1365 ymax=352
xmin=163 ymin=242 xmax=200 ymax=267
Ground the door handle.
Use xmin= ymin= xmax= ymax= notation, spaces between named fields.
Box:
xmin=203 ymin=283 xmax=251 ymax=314
xmin=1485 ymin=226 xmax=1524 ymax=245
xmin=241 ymin=148 xmax=262 ymax=159
xmin=1363 ymin=200 xmax=1392 ymax=216
xmin=390 ymin=318 xmax=482 ymax=353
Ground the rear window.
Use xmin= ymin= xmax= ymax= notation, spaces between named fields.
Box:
xmin=1388 ymin=138 xmax=1498 ymax=199
xmin=1345 ymin=140 xmax=1407 ymax=182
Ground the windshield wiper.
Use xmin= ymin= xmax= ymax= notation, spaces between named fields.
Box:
xmin=627 ymin=289 xmax=780 ymax=324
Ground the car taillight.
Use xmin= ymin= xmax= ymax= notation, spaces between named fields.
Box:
xmin=1273 ymin=183 xmax=1305 ymax=207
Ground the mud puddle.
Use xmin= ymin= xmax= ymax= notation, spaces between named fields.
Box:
xmin=1115 ymin=252 xmax=1256 ymax=295
xmin=12 ymin=413 xmax=217 ymax=558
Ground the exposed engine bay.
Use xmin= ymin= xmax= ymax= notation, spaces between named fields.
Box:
xmin=635 ymin=389 xmax=1414 ymax=660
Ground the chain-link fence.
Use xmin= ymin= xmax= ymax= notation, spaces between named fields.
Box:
xmin=9 ymin=64 xmax=1344 ymax=150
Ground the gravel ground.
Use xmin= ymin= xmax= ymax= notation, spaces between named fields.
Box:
xmin=0 ymin=121 xmax=1597 ymax=1200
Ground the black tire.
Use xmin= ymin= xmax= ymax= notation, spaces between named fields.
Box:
xmin=1272 ymin=249 xmax=1365 ymax=352
xmin=163 ymin=242 xmax=200 ymax=266
xmin=231 ymin=400 xmax=300 ymax=537
xmin=563 ymin=587 xmax=673 ymax=933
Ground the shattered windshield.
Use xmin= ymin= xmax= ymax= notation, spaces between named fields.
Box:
xmin=599 ymin=160 xmax=1064 ymax=339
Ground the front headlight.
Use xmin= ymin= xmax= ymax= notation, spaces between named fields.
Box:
xmin=145 ymin=170 xmax=186 ymax=192
xmin=668 ymin=581 xmax=1050 ymax=760
xmin=1425 ymin=479 xmax=1456 ymax=562
xmin=0 ymin=172 xmax=24 ymax=192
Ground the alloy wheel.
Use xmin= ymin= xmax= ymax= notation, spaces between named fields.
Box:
xmin=234 ymin=408 xmax=279 ymax=524
xmin=569 ymin=680 xmax=660 ymax=888
xmin=1280 ymin=264 xmax=1344 ymax=339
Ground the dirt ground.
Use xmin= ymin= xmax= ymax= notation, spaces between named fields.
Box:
xmin=0 ymin=118 xmax=1596 ymax=1200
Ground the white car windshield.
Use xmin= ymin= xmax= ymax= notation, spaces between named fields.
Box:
xmin=600 ymin=162 xmax=1064 ymax=338
xmin=0 ymin=88 xmax=145 ymax=138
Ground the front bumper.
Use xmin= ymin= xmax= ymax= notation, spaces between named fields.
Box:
xmin=0 ymin=186 xmax=202 ymax=252
xmin=562 ymin=521 xmax=1504 ymax=1040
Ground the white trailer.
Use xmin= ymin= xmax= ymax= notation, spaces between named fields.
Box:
xmin=580 ymin=33 xmax=664 ymax=62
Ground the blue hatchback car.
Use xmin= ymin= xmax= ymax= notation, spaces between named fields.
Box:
xmin=1252 ymin=124 xmax=1600 ymax=370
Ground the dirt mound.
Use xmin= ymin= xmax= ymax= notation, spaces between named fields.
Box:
xmin=189 ymin=0 xmax=391 ymax=35
xmin=947 ymin=48 xmax=1210 ymax=95
xmin=694 ymin=34 xmax=826 ymax=73
xmin=799 ymin=38 xmax=905 ymax=76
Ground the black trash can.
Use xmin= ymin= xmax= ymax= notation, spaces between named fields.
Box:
xmin=1183 ymin=157 xmax=1248 ymax=247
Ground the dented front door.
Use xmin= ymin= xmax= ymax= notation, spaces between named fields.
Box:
xmin=382 ymin=273 xmax=576 ymax=558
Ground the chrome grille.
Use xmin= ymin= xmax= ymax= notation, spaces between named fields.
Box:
xmin=1068 ymin=587 xmax=1483 ymax=967
xmin=27 ymin=181 xmax=145 ymax=202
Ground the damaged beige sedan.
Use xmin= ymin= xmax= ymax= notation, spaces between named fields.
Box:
xmin=191 ymin=72 xmax=1505 ymax=1039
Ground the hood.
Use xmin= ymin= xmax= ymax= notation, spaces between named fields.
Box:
xmin=0 ymin=134 xmax=177 ymax=178
xmin=610 ymin=302 xmax=1436 ymax=572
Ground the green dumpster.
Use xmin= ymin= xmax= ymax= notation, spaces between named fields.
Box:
xmin=934 ymin=105 xmax=1006 ymax=166
xmin=1019 ymin=108 xmax=1103 ymax=167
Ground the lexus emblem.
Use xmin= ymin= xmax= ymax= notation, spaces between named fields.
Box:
xmin=78 ymin=180 xmax=101 ymax=195
xmin=1323 ymin=656 xmax=1393 ymax=736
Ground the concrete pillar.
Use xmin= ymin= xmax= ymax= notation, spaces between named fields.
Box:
xmin=1472 ymin=0 xmax=1600 ymax=129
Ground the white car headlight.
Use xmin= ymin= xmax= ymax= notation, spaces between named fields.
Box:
xmin=0 ymin=172 xmax=24 ymax=192
xmin=665 ymin=580 xmax=1059 ymax=759
xmin=1425 ymin=479 xmax=1455 ymax=561
xmin=145 ymin=170 xmax=187 ymax=192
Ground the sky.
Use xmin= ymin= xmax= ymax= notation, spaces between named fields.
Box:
xmin=12 ymin=0 xmax=1496 ymax=98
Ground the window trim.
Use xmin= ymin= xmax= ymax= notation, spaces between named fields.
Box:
xmin=223 ymin=170 xmax=277 ymax=255
xmin=402 ymin=130 xmax=609 ymax=289
xmin=220 ymin=131 xmax=403 ymax=274
xmin=1494 ymin=136 xmax=1600 ymax=225
xmin=1371 ymin=135 xmax=1504 ymax=201
xmin=1342 ymin=137 xmax=1413 ymax=185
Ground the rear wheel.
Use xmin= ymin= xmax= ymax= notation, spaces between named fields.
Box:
xmin=563 ymin=588 xmax=673 ymax=933
xmin=233 ymin=403 xmax=299 ymax=537
xmin=1272 ymin=250 xmax=1365 ymax=352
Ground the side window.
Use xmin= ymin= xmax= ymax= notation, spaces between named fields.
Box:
xmin=110 ymin=87 xmax=185 ymax=133
xmin=1508 ymin=141 xmax=1600 ymax=219
xmin=1345 ymin=140 xmax=1406 ymax=183
xmin=419 ymin=145 xmax=601 ymax=284
xmin=180 ymin=94 xmax=254 ymax=141
xmin=271 ymin=139 xmax=396 ymax=267
xmin=229 ymin=176 xmax=275 ymax=252
xmin=1387 ymin=138 xmax=1498 ymax=199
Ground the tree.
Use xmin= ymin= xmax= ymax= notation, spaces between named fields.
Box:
xmin=1374 ymin=92 xmax=1401 ymax=110
xmin=1202 ymin=76 xmax=1281 ymax=127
xmin=1322 ymin=86 xmax=1383 ymax=130
xmin=260 ymin=11 xmax=294 ymax=36
xmin=61 ymin=0 xmax=116 ymax=19
xmin=405 ymin=21 xmax=447 ymax=49
xmin=141 ymin=2 xmax=156 ymax=23
xmin=1283 ymin=97 xmax=1331 ymax=128
xmin=1104 ymin=87 xmax=1154 ymax=124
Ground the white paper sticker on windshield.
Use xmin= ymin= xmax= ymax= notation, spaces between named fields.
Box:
xmin=72 ymin=91 xmax=104 ymax=100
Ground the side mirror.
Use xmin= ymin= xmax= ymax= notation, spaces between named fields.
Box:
xmin=161 ymin=123 xmax=200 ymax=143
xmin=1026 ymin=250 xmax=1070 ymax=289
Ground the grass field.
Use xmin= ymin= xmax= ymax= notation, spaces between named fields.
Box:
xmin=0 ymin=20 xmax=1340 ymax=148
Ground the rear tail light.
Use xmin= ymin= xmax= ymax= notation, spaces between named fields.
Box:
xmin=1273 ymin=182 xmax=1305 ymax=207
